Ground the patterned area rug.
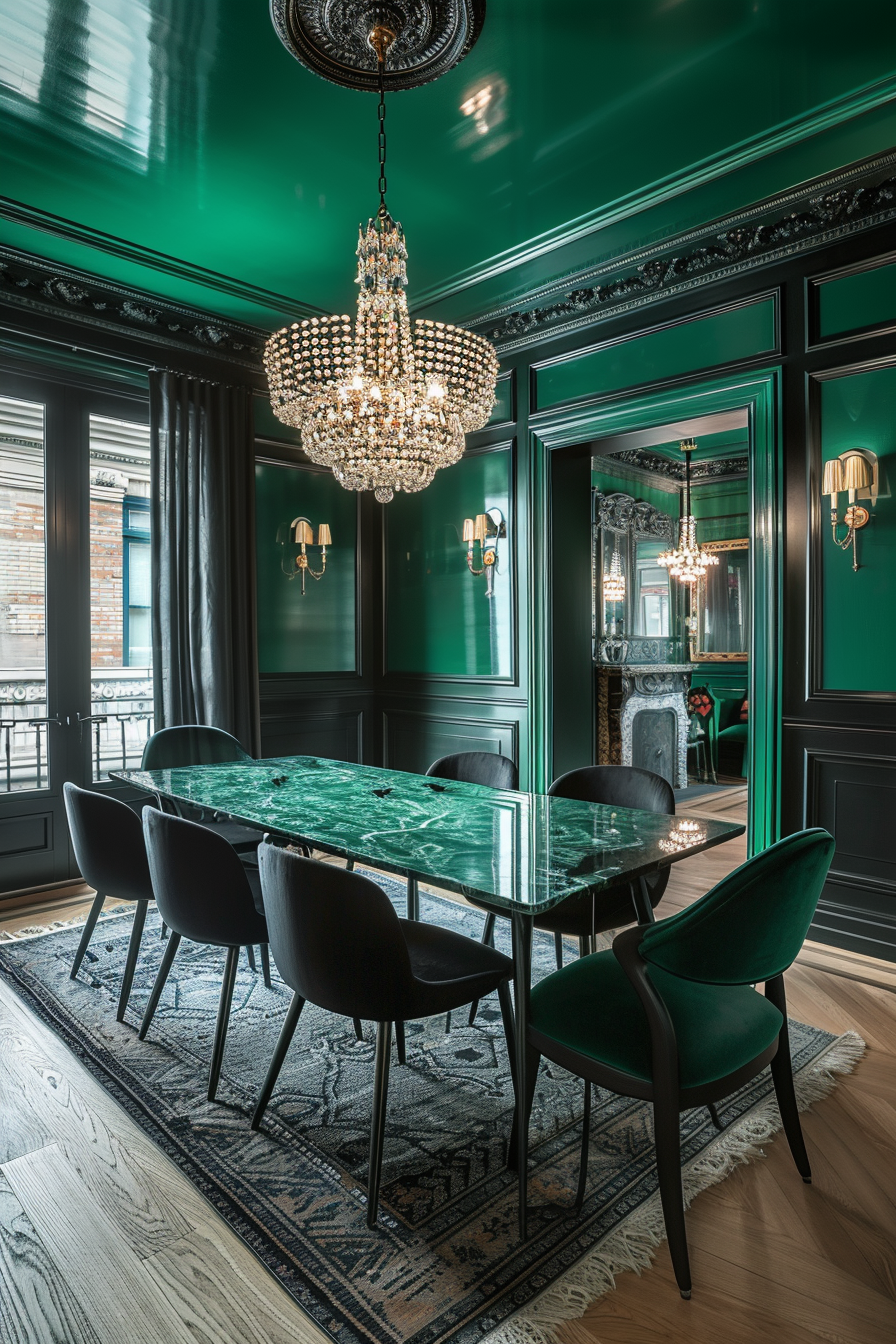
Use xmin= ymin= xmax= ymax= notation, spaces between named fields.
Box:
xmin=0 ymin=874 xmax=864 ymax=1344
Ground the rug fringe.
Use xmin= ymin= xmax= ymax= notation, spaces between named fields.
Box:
xmin=484 ymin=1030 xmax=866 ymax=1344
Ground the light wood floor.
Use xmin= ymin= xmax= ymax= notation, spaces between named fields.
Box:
xmin=1 ymin=796 xmax=895 ymax=1344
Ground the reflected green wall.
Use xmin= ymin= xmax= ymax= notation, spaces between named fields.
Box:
xmin=693 ymin=478 xmax=749 ymax=542
xmin=385 ymin=448 xmax=513 ymax=678
xmin=255 ymin=461 xmax=357 ymax=674
xmin=821 ymin=367 xmax=896 ymax=692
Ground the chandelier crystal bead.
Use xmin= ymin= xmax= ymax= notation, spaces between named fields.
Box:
xmin=264 ymin=30 xmax=499 ymax=502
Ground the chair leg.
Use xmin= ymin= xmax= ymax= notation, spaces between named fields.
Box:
xmin=160 ymin=921 xmax=168 ymax=940
xmin=395 ymin=1019 xmax=406 ymax=1065
xmin=653 ymin=1094 xmax=692 ymax=1298
xmin=507 ymin=1039 xmax=540 ymax=1173
xmin=346 ymin=858 xmax=354 ymax=872
xmin=572 ymin=1079 xmax=592 ymax=1213
xmin=468 ymin=912 xmax=498 ymax=1026
xmin=765 ymin=977 xmax=812 ymax=1182
xmin=366 ymin=1021 xmax=392 ymax=1229
xmin=444 ymin=1011 xmax=452 ymax=1033
xmin=116 ymin=899 xmax=149 ymax=1021
xmin=245 ymin=944 xmax=257 ymax=972
xmin=578 ymin=935 xmax=590 ymax=959
xmin=496 ymin=978 xmax=517 ymax=1098
xmin=353 ymin=1018 xmax=364 ymax=1041
xmin=250 ymin=990 xmax=305 ymax=1130
xmin=208 ymin=945 xmax=241 ymax=1102
xmin=138 ymin=931 xmax=182 ymax=1040
xmin=707 ymin=1101 xmax=724 ymax=1131
xmin=70 ymin=891 xmax=106 ymax=979
xmin=553 ymin=932 xmax=564 ymax=971
xmin=259 ymin=943 xmax=272 ymax=989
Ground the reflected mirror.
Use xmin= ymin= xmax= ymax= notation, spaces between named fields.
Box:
xmin=633 ymin=539 xmax=671 ymax=637
xmin=693 ymin=540 xmax=750 ymax=660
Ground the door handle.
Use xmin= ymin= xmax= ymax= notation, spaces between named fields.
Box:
xmin=76 ymin=712 xmax=108 ymax=742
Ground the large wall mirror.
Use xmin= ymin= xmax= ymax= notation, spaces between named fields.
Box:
xmin=593 ymin=491 xmax=682 ymax=662
xmin=693 ymin=539 xmax=750 ymax=661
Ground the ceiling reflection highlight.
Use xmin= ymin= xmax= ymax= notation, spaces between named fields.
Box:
xmin=0 ymin=0 xmax=153 ymax=163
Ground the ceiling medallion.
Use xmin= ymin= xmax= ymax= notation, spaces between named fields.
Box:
xmin=270 ymin=0 xmax=486 ymax=90
xmin=265 ymin=25 xmax=499 ymax=502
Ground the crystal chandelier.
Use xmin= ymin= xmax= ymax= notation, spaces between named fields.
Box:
xmin=657 ymin=440 xmax=720 ymax=584
xmin=602 ymin=547 xmax=626 ymax=603
xmin=265 ymin=27 xmax=499 ymax=503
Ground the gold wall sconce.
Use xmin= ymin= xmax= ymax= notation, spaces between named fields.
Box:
xmin=277 ymin=516 xmax=331 ymax=596
xmin=822 ymin=448 xmax=878 ymax=571
xmin=462 ymin=507 xmax=506 ymax=597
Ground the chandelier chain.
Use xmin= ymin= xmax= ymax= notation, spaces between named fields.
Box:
xmin=377 ymin=58 xmax=388 ymax=215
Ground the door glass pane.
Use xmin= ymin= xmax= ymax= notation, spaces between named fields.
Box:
xmin=0 ymin=395 xmax=49 ymax=792
xmin=88 ymin=414 xmax=153 ymax=780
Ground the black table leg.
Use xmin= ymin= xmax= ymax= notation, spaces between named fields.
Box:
xmin=406 ymin=876 xmax=419 ymax=921
xmin=631 ymin=875 xmax=657 ymax=925
xmin=511 ymin=911 xmax=533 ymax=1241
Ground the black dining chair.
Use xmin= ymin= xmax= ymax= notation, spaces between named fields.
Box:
xmin=467 ymin=765 xmax=674 ymax=1026
xmin=139 ymin=808 xmax=271 ymax=1101
xmin=63 ymin=782 xmax=155 ymax=1021
xmin=141 ymin=725 xmax=265 ymax=856
xmin=251 ymin=844 xmax=516 ymax=1228
xmin=516 ymin=828 xmax=836 ymax=1298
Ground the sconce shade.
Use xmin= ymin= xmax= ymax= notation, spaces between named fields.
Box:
xmin=317 ymin=523 xmax=332 ymax=547
xmin=292 ymin=518 xmax=314 ymax=545
xmin=822 ymin=458 xmax=844 ymax=498
xmin=462 ymin=517 xmax=475 ymax=543
xmin=474 ymin=513 xmax=488 ymax=543
xmin=841 ymin=454 xmax=872 ymax=492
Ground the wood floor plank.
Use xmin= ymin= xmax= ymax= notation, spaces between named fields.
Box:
xmin=0 ymin=1008 xmax=193 ymax=1256
xmin=3 ymin=1144 xmax=205 ymax=1344
xmin=144 ymin=1228 xmax=327 ymax=1344
xmin=0 ymin=1172 xmax=103 ymax=1344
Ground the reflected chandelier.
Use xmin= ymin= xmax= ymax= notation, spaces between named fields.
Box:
xmin=265 ymin=27 xmax=499 ymax=503
xmin=657 ymin=440 xmax=719 ymax=585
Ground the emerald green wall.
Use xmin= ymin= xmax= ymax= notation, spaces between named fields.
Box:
xmin=535 ymin=297 xmax=777 ymax=409
xmin=821 ymin=366 xmax=896 ymax=692
xmin=255 ymin=461 xmax=357 ymax=675
xmin=818 ymin=259 xmax=896 ymax=339
xmin=385 ymin=447 xmax=513 ymax=678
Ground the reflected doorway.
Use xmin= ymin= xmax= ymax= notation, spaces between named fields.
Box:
xmin=590 ymin=406 xmax=750 ymax=832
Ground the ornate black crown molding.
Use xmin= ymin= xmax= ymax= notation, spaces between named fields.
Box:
xmin=271 ymin=0 xmax=485 ymax=91
xmin=478 ymin=154 xmax=896 ymax=353
xmin=0 ymin=245 xmax=269 ymax=371
xmin=607 ymin=449 xmax=748 ymax=482
xmin=595 ymin=491 xmax=675 ymax=540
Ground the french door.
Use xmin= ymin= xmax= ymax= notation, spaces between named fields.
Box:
xmin=0 ymin=366 xmax=150 ymax=896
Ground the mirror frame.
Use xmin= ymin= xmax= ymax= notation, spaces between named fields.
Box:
xmin=692 ymin=538 xmax=750 ymax=662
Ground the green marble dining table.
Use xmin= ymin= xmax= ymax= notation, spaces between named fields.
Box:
xmin=113 ymin=753 xmax=745 ymax=1238
xmin=112 ymin=755 xmax=743 ymax=916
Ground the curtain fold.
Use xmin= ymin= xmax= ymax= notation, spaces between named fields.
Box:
xmin=149 ymin=371 xmax=259 ymax=754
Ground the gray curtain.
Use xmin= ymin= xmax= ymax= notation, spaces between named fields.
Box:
xmin=149 ymin=370 xmax=259 ymax=753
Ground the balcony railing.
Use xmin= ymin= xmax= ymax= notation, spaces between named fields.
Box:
xmin=0 ymin=671 xmax=154 ymax=792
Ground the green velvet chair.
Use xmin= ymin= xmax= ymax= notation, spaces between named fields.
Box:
xmin=516 ymin=828 xmax=835 ymax=1298
xmin=714 ymin=690 xmax=748 ymax=778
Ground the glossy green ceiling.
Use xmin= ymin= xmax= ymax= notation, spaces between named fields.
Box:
xmin=1 ymin=1 xmax=895 ymax=328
